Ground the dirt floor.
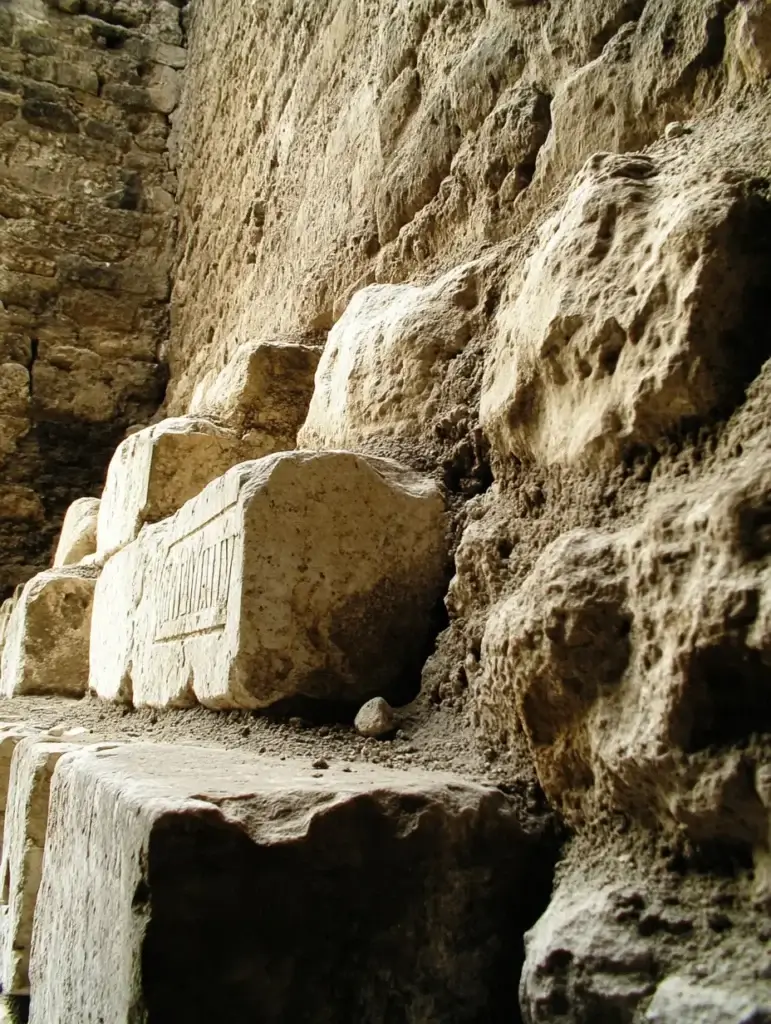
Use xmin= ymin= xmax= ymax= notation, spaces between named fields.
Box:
xmin=0 ymin=689 xmax=538 ymax=791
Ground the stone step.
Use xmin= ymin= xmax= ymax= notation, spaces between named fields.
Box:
xmin=90 ymin=449 xmax=447 ymax=710
xmin=0 ymin=568 xmax=98 ymax=700
xmin=0 ymin=736 xmax=119 ymax=996
xmin=25 ymin=742 xmax=554 ymax=1024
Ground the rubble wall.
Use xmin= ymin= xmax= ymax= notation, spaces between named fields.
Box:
xmin=0 ymin=0 xmax=185 ymax=597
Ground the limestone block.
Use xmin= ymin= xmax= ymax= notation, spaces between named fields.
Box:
xmin=0 ymin=566 xmax=98 ymax=699
xmin=96 ymin=416 xmax=262 ymax=556
xmin=0 ymin=726 xmax=38 ymax=839
xmin=52 ymin=497 xmax=99 ymax=567
xmin=646 ymin=976 xmax=771 ymax=1024
xmin=0 ymin=738 xmax=117 ymax=996
xmin=29 ymin=743 xmax=551 ymax=1024
xmin=478 ymin=443 xmax=771 ymax=845
xmin=298 ymin=263 xmax=483 ymax=451
xmin=90 ymin=451 xmax=446 ymax=709
xmin=188 ymin=339 xmax=321 ymax=447
xmin=480 ymin=152 xmax=771 ymax=467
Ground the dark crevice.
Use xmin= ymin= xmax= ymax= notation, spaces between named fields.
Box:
xmin=588 ymin=0 xmax=648 ymax=60
xmin=679 ymin=645 xmax=771 ymax=753
xmin=140 ymin=801 xmax=561 ymax=1024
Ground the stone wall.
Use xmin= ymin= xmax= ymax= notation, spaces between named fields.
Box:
xmin=0 ymin=0 xmax=185 ymax=597
xmin=169 ymin=0 xmax=759 ymax=412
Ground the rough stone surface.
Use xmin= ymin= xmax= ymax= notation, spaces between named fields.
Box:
xmin=90 ymin=451 xmax=447 ymax=710
xmin=520 ymin=837 xmax=771 ymax=1024
xmin=51 ymin=497 xmax=99 ymax=567
xmin=480 ymin=151 xmax=771 ymax=468
xmin=188 ymin=338 xmax=322 ymax=447
xmin=96 ymin=416 xmax=263 ymax=555
xmin=298 ymin=262 xmax=488 ymax=453
xmin=29 ymin=742 xmax=554 ymax=1024
xmin=0 ymin=736 xmax=117 ymax=996
xmin=521 ymin=880 xmax=659 ymax=1023
xmin=0 ymin=723 xmax=37 ymax=839
xmin=645 ymin=977 xmax=771 ymax=1024
xmin=169 ymin=0 xmax=766 ymax=412
xmin=0 ymin=566 xmax=97 ymax=698
xmin=0 ymin=0 xmax=186 ymax=598
xmin=354 ymin=697 xmax=396 ymax=739
xmin=478 ymin=437 xmax=771 ymax=856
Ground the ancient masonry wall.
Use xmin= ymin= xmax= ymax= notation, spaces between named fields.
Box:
xmin=0 ymin=0 xmax=185 ymax=598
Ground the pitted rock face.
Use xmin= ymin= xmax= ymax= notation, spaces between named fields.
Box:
xmin=481 ymin=153 xmax=771 ymax=468
xmin=90 ymin=450 xmax=447 ymax=710
xmin=479 ymin=441 xmax=771 ymax=849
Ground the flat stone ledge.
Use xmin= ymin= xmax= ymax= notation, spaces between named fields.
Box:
xmin=29 ymin=743 xmax=553 ymax=1024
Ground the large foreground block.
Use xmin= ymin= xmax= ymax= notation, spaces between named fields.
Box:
xmin=90 ymin=451 xmax=447 ymax=709
xmin=0 ymin=738 xmax=116 ymax=995
xmin=0 ymin=567 xmax=98 ymax=698
xmin=96 ymin=416 xmax=262 ymax=555
xmin=29 ymin=744 xmax=551 ymax=1024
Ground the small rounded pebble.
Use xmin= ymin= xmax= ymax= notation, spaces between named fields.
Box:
xmin=665 ymin=121 xmax=689 ymax=140
xmin=312 ymin=758 xmax=329 ymax=770
xmin=354 ymin=697 xmax=396 ymax=738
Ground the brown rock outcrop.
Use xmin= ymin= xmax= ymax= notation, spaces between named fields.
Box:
xmin=481 ymin=152 xmax=771 ymax=468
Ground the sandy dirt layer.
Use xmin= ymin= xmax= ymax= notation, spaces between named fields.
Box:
xmin=0 ymin=691 xmax=543 ymax=807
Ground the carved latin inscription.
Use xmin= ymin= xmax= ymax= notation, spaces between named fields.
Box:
xmin=155 ymin=527 xmax=238 ymax=642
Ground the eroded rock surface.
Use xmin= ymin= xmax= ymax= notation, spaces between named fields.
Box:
xmin=520 ymin=838 xmax=771 ymax=1024
xmin=91 ymin=451 xmax=447 ymax=709
xmin=169 ymin=0 xmax=767 ymax=411
xmin=481 ymin=152 xmax=771 ymax=468
xmin=479 ymin=436 xmax=771 ymax=864
xmin=29 ymin=743 xmax=555 ymax=1024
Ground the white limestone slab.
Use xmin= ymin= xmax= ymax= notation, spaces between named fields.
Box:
xmin=29 ymin=743 xmax=533 ymax=1024
xmin=0 ymin=567 xmax=97 ymax=699
xmin=90 ymin=450 xmax=446 ymax=709
xmin=0 ymin=738 xmax=117 ymax=995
